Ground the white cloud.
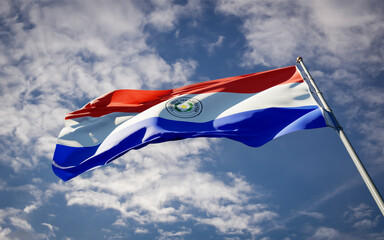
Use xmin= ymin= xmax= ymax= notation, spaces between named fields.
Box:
xmin=310 ymin=227 xmax=340 ymax=240
xmin=147 ymin=1 xmax=183 ymax=31
xmin=344 ymin=203 xmax=380 ymax=230
xmin=0 ymin=0 xmax=11 ymax=17
xmin=2 ymin=0 xmax=382 ymax=238
xmin=0 ymin=208 xmax=21 ymax=226
xmin=42 ymin=222 xmax=57 ymax=232
xmin=146 ymin=0 xmax=203 ymax=31
xmin=216 ymin=0 xmax=310 ymax=67
xmin=135 ymin=227 xmax=149 ymax=234
xmin=217 ymin=0 xmax=384 ymax=69
xmin=345 ymin=203 xmax=373 ymax=220
xmin=216 ymin=0 xmax=384 ymax=167
xmin=42 ymin=222 xmax=58 ymax=239
xmin=309 ymin=0 xmax=381 ymax=58
xmin=0 ymin=180 xmax=6 ymax=191
xmin=223 ymin=0 xmax=380 ymax=72
xmin=207 ymin=35 xmax=225 ymax=53
xmin=298 ymin=211 xmax=325 ymax=220
xmin=9 ymin=217 xmax=32 ymax=231
xmin=0 ymin=226 xmax=12 ymax=240
xmin=0 ymin=207 xmax=49 ymax=240
xmin=311 ymin=0 xmax=376 ymax=27
xmin=0 ymin=0 xmax=199 ymax=172
xmin=23 ymin=204 xmax=38 ymax=214
xmin=158 ymin=227 xmax=192 ymax=240
xmin=50 ymin=139 xmax=277 ymax=235
xmin=352 ymin=219 xmax=379 ymax=230
xmin=112 ymin=219 xmax=127 ymax=227
xmin=1 ymin=2 xmax=241 ymax=237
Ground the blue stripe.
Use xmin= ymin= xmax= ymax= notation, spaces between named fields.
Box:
xmin=53 ymin=106 xmax=326 ymax=181
xmin=53 ymin=144 xmax=98 ymax=167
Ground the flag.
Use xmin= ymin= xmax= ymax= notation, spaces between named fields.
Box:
xmin=53 ymin=66 xmax=327 ymax=181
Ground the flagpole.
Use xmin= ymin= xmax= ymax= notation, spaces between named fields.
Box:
xmin=296 ymin=56 xmax=384 ymax=216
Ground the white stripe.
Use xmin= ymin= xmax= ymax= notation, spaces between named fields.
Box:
xmin=57 ymin=112 xmax=136 ymax=147
xmin=58 ymin=82 xmax=317 ymax=148
xmin=112 ymin=81 xmax=314 ymax=128
xmin=95 ymin=82 xmax=317 ymax=153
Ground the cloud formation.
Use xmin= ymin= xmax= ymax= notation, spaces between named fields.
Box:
xmin=0 ymin=0 xmax=383 ymax=239
xmin=217 ymin=0 xmax=384 ymax=164
xmin=50 ymin=139 xmax=277 ymax=235
xmin=0 ymin=0 xmax=197 ymax=172
xmin=2 ymin=0 xmax=268 ymax=237
xmin=0 ymin=207 xmax=50 ymax=240
xmin=344 ymin=203 xmax=380 ymax=230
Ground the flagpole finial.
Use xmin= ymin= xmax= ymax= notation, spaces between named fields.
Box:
xmin=296 ymin=56 xmax=303 ymax=63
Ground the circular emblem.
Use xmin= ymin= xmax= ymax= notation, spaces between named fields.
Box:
xmin=166 ymin=97 xmax=203 ymax=118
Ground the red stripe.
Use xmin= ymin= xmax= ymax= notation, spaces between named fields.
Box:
xmin=66 ymin=66 xmax=303 ymax=119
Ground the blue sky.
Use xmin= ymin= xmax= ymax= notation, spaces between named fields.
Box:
xmin=0 ymin=0 xmax=383 ymax=239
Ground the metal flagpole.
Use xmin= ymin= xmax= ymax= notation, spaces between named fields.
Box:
xmin=296 ymin=56 xmax=384 ymax=216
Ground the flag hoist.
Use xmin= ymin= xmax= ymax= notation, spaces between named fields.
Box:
xmin=297 ymin=57 xmax=384 ymax=216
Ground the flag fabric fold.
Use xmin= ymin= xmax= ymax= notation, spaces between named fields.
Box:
xmin=53 ymin=66 xmax=327 ymax=181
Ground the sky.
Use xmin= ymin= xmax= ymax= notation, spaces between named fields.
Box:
xmin=0 ymin=0 xmax=384 ymax=239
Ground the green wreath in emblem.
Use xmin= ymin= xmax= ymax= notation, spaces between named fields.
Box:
xmin=175 ymin=102 xmax=193 ymax=112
